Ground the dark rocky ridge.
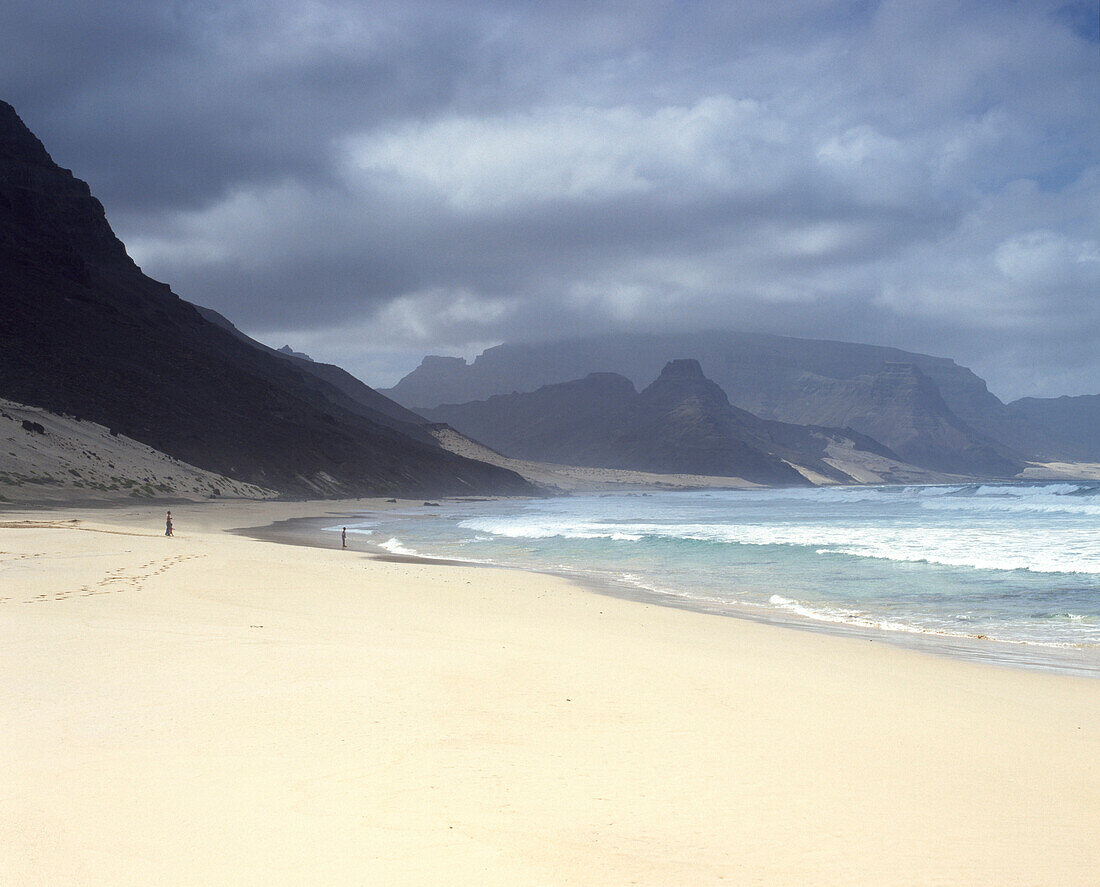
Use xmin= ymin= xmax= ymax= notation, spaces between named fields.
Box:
xmin=195 ymin=305 xmax=436 ymax=441
xmin=386 ymin=332 xmax=1030 ymax=476
xmin=424 ymin=360 xmax=911 ymax=485
xmin=0 ymin=100 xmax=534 ymax=497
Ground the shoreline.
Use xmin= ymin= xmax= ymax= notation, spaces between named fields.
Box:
xmin=3 ymin=498 xmax=1100 ymax=884
xmin=238 ymin=508 xmax=1100 ymax=679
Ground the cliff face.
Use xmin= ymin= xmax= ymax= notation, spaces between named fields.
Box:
xmin=424 ymin=360 xmax=920 ymax=485
xmin=775 ymin=363 xmax=1022 ymax=476
xmin=0 ymin=103 xmax=139 ymax=285
xmin=0 ymin=101 xmax=533 ymax=497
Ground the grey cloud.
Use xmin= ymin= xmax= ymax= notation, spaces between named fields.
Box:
xmin=3 ymin=0 xmax=1097 ymax=399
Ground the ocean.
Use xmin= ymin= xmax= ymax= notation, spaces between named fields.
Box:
xmin=330 ymin=481 xmax=1100 ymax=674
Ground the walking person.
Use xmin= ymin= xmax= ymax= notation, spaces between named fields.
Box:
xmin=341 ymin=527 xmax=347 ymax=549
xmin=165 ymin=510 xmax=173 ymax=537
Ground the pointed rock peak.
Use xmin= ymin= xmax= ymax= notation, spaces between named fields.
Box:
xmin=658 ymin=359 xmax=707 ymax=379
xmin=642 ymin=358 xmax=731 ymax=408
xmin=0 ymin=101 xmax=53 ymax=167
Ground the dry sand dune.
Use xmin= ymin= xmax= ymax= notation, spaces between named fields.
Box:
xmin=429 ymin=424 xmax=763 ymax=490
xmin=0 ymin=397 xmax=276 ymax=504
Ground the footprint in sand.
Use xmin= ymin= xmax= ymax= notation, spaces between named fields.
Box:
xmin=18 ymin=551 xmax=207 ymax=603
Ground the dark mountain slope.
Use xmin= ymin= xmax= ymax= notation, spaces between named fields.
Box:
xmin=195 ymin=305 xmax=436 ymax=442
xmin=425 ymin=372 xmax=639 ymax=469
xmin=0 ymin=100 xmax=533 ymax=497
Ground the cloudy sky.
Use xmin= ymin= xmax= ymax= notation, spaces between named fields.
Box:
xmin=4 ymin=0 xmax=1098 ymax=399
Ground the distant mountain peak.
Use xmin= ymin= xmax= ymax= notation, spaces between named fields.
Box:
xmin=642 ymin=358 xmax=731 ymax=410
xmin=658 ymin=358 xmax=706 ymax=379
xmin=423 ymin=355 xmax=468 ymax=368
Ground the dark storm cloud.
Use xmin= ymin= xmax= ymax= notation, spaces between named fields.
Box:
xmin=3 ymin=0 xmax=1097 ymax=398
xmin=5 ymin=1 xmax=510 ymax=208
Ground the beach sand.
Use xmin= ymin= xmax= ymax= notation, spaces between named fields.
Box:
xmin=2 ymin=499 xmax=1098 ymax=885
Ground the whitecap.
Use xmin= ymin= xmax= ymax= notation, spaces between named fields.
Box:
xmin=378 ymin=537 xmax=419 ymax=556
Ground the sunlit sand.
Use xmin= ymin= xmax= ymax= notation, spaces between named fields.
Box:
xmin=2 ymin=499 xmax=1098 ymax=885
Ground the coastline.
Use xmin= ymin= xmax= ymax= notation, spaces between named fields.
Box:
xmin=3 ymin=498 xmax=1099 ymax=884
xmin=240 ymin=507 xmax=1100 ymax=678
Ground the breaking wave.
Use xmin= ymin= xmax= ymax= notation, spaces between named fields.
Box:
xmin=459 ymin=516 xmax=1100 ymax=576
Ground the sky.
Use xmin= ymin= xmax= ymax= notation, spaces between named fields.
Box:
xmin=4 ymin=0 xmax=1098 ymax=400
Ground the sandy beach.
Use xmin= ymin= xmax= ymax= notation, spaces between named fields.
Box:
xmin=2 ymin=499 xmax=1098 ymax=885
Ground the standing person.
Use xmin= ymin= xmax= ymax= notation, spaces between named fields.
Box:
xmin=165 ymin=510 xmax=173 ymax=537
xmin=341 ymin=527 xmax=347 ymax=549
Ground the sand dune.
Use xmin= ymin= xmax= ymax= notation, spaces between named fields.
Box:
xmin=1018 ymin=460 xmax=1100 ymax=481
xmin=0 ymin=397 xmax=276 ymax=504
xmin=428 ymin=424 xmax=762 ymax=490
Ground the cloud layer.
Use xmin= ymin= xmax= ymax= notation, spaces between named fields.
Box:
xmin=4 ymin=0 xmax=1097 ymax=398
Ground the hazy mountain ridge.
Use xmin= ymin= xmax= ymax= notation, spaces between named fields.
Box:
xmin=0 ymin=100 xmax=534 ymax=498
xmin=386 ymin=331 xmax=1085 ymax=474
xmin=385 ymin=331 xmax=996 ymax=422
xmin=423 ymin=360 xmax=934 ymax=485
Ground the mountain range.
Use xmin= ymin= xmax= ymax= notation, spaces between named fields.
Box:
xmin=423 ymin=359 xmax=941 ymax=485
xmin=387 ymin=333 xmax=1096 ymax=476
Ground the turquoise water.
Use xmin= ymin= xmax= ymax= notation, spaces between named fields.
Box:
xmin=333 ymin=482 xmax=1100 ymax=668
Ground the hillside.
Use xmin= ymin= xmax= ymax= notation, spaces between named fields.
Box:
xmin=0 ymin=100 xmax=533 ymax=498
